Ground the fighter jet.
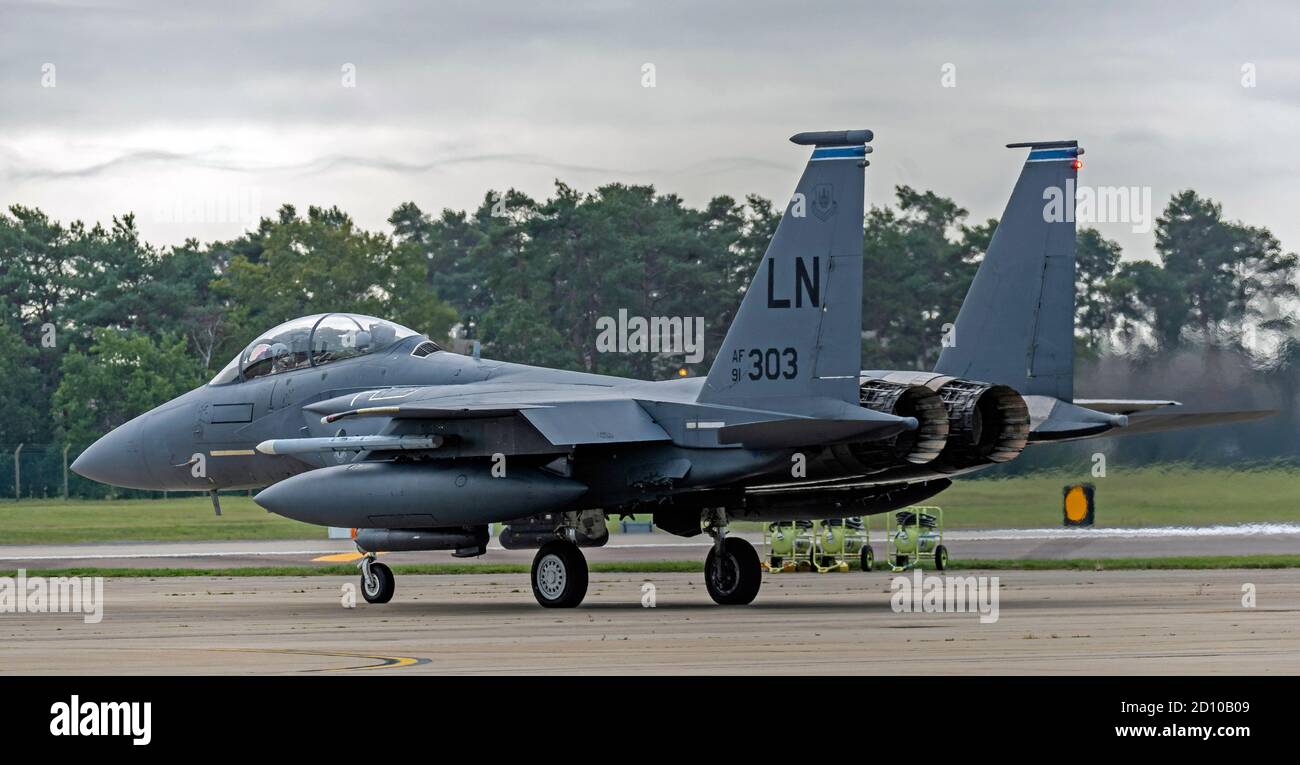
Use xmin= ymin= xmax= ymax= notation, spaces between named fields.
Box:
xmin=72 ymin=130 xmax=1270 ymax=609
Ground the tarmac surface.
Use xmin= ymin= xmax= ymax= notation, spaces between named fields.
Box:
xmin=1 ymin=569 xmax=1297 ymax=674
xmin=3 ymin=524 xmax=1299 ymax=570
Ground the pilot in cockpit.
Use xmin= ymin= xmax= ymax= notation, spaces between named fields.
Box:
xmin=209 ymin=314 xmax=428 ymax=386
xmin=245 ymin=342 xmax=272 ymax=372
xmin=270 ymin=343 xmax=293 ymax=373
xmin=368 ymin=321 xmax=396 ymax=348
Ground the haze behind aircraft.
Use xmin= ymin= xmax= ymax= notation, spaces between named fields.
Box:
xmin=72 ymin=130 xmax=1271 ymax=609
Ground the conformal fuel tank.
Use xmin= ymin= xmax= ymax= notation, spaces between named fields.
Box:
xmin=253 ymin=461 xmax=588 ymax=528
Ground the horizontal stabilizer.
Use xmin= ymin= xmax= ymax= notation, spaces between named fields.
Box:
xmin=1030 ymin=407 xmax=1275 ymax=443
xmin=1027 ymin=397 xmax=1128 ymax=442
xmin=1116 ymin=409 xmax=1276 ymax=436
xmin=1072 ymin=399 xmax=1180 ymax=415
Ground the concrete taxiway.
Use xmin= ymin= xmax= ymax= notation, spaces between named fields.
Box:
xmin=1 ymin=570 xmax=1296 ymax=674
xmin=2 ymin=524 xmax=1298 ymax=570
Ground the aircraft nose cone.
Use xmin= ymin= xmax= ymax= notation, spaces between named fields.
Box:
xmin=71 ymin=415 xmax=155 ymax=489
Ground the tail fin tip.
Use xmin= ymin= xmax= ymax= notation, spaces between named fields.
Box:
xmin=790 ymin=129 xmax=874 ymax=146
xmin=1005 ymin=139 xmax=1079 ymax=149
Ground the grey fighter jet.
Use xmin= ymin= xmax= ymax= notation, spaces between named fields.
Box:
xmin=72 ymin=130 xmax=1270 ymax=609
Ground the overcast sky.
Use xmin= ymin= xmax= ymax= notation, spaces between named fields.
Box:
xmin=2 ymin=0 xmax=1298 ymax=261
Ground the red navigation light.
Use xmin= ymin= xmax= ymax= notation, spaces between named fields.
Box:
xmin=1072 ymin=159 xmax=1084 ymax=170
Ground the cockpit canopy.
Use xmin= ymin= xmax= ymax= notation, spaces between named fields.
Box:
xmin=209 ymin=313 xmax=425 ymax=385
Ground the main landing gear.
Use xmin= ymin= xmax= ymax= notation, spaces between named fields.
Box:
xmin=357 ymin=540 xmax=592 ymax=609
xmin=703 ymin=510 xmax=762 ymax=605
xmin=531 ymin=539 xmax=589 ymax=608
xmin=353 ymin=510 xmax=764 ymax=609
xmin=360 ymin=555 xmax=395 ymax=604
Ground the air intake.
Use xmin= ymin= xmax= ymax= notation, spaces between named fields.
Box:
xmin=410 ymin=341 xmax=442 ymax=358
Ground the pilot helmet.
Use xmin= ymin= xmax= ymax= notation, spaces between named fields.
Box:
xmin=270 ymin=343 xmax=292 ymax=366
xmin=369 ymin=322 xmax=396 ymax=347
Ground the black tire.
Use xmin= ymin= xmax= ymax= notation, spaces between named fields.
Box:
xmin=894 ymin=555 xmax=908 ymax=569
xmin=361 ymin=561 xmax=395 ymax=604
xmin=770 ymin=556 xmax=783 ymax=568
xmin=934 ymin=545 xmax=949 ymax=571
xmin=531 ymin=540 xmax=588 ymax=608
xmin=860 ymin=545 xmax=874 ymax=573
xmin=705 ymin=537 xmax=762 ymax=605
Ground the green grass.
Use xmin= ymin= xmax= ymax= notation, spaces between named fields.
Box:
xmin=1 ymin=465 xmax=1297 ymax=544
xmin=0 ymin=495 xmax=320 ymax=544
xmin=935 ymin=465 xmax=1300 ymax=529
xmin=3 ymin=555 xmax=1298 ymax=579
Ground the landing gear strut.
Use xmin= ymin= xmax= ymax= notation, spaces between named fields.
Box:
xmin=703 ymin=510 xmax=762 ymax=605
xmin=531 ymin=539 xmax=589 ymax=608
xmin=359 ymin=555 xmax=395 ymax=604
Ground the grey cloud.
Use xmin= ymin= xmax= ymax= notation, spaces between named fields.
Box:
xmin=0 ymin=0 xmax=1297 ymax=254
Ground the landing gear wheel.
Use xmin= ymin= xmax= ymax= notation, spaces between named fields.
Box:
xmin=531 ymin=540 xmax=588 ymax=608
xmin=361 ymin=561 xmax=395 ymax=604
xmin=934 ymin=545 xmax=949 ymax=571
xmin=860 ymin=545 xmax=874 ymax=573
xmin=705 ymin=537 xmax=762 ymax=605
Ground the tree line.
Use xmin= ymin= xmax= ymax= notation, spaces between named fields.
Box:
xmin=2 ymin=181 xmax=1297 ymax=495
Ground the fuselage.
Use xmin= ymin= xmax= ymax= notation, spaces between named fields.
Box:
xmin=71 ymin=334 xmax=802 ymax=504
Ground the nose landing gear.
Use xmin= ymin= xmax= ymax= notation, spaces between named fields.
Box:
xmin=359 ymin=555 xmax=395 ymax=604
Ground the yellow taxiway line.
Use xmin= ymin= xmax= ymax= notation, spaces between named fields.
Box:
xmin=212 ymin=648 xmax=428 ymax=671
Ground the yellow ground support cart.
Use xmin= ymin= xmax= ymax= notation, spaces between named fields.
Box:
xmin=885 ymin=506 xmax=947 ymax=571
xmin=812 ymin=517 xmax=874 ymax=572
xmin=762 ymin=520 xmax=815 ymax=572
xmin=764 ymin=518 xmax=875 ymax=573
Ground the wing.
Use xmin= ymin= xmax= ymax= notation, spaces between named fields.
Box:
xmin=303 ymin=387 xmax=671 ymax=446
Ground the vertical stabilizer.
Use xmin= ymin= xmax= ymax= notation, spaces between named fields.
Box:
xmin=934 ymin=141 xmax=1082 ymax=401
xmin=699 ymin=130 xmax=870 ymax=413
